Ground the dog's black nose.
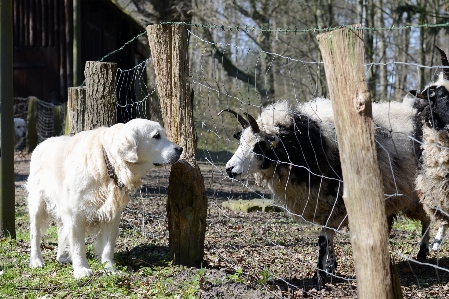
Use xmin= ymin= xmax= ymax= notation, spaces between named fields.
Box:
xmin=176 ymin=146 xmax=183 ymax=154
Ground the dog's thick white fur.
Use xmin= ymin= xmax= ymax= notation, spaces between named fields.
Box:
xmin=27 ymin=119 xmax=182 ymax=278
xmin=14 ymin=117 xmax=27 ymax=148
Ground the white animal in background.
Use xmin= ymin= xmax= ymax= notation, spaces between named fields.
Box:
xmin=27 ymin=119 xmax=183 ymax=279
xmin=14 ymin=117 xmax=27 ymax=148
xmin=220 ymin=97 xmax=429 ymax=287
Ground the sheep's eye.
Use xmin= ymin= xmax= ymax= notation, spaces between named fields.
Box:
xmin=152 ymin=132 xmax=161 ymax=139
xmin=233 ymin=131 xmax=242 ymax=140
xmin=425 ymin=86 xmax=437 ymax=98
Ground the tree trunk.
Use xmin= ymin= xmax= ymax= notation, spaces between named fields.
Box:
xmin=84 ymin=61 xmax=117 ymax=130
xmin=146 ymin=24 xmax=207 ymax=267
xmin=317 ymin=25 xmax=402 ymax=299
xmin=66 ymin=87 xmax=86 ymax=135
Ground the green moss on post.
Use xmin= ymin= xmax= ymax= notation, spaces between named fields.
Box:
xmin=53 ymin=105 xmax=63 ymax=137
xmin=26 ymin=96 xmax=38 ymax=152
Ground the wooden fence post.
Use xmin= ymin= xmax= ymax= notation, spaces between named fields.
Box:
xmin=146 ymin=24 xmax=207 ymax=267
xmin=66 ymin=87 xmax=87 ymax=135
xmin=317 ymin=25 xmax=402 ymax=298
xmin=83 ymin=61 xmax=117 ymax=130
xmin=26 ymin=97 xmax=38 ymax=153
xmin=0 ymin=0 xmax=15 ymax=238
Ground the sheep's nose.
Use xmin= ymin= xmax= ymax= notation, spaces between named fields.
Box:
xmin=175 ymin=146 xmax=183 ymax=154
xmin=226 ymin=166 xmax=236 ymax=178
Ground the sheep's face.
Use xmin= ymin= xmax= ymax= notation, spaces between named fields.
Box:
xmin=410 ymin=72 xmax=449 ymax=127
xmin=410 ymin=47 xmax=449 ymax=127
xmin=225 ymin=128 xmax=275 ymax=179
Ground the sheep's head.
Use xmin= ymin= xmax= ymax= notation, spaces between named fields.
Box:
xmin=409 ymin=46 xmax=449 ymax=126
xmin=219 ymin=109 xmax=278 ymax=179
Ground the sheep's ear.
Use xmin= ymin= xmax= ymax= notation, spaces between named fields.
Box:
xmin=408 ymin=90 xmax=425 ymax=99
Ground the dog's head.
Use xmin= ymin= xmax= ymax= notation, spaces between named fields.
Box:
xmin=107 ymin=119 xmax=183 ymax=168
xmin=14 ymin=118 xmax=27 ymax=145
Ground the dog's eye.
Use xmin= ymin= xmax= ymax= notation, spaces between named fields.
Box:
xmin=152 ymin=132 xmax=161 ymax=139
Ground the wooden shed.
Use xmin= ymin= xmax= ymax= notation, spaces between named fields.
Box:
xmin=13 ymin=0 xmax=147 ymax=104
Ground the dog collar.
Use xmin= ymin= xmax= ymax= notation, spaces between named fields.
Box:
xmin=102 ymin=147 xmax=125 ymax=189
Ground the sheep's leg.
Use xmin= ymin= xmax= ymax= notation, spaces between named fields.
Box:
xmin=312 ymin=228 xmax=335 ymax=287
xmin=324 ymin=230 xmax=336 ymax=275
xmin=431 ymin=225 xmax=447 ymax=251
xmin=417 ymin=217 xmax=430 ymax=261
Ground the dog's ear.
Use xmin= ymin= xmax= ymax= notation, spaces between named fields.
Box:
xmin=107 ymin=125 xmax=139 ymax=163
xmin=116 ymin=134 xmax=138 ymax=163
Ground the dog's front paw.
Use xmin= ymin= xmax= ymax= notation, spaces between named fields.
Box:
xmin=74 ymin=267 xmax=93 ymax=279
xmin=29 ymin=257 xmax=45 ymax=268
xmin=56 ymin=253 xmax=72 ymax=264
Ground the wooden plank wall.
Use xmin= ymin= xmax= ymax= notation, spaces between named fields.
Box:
xmin=13 ymin=0 xmax=73 ymax=103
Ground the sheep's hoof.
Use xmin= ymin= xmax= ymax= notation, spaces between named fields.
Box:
xmin=325 ymin=259 xmax=337 ymax=274
xmin=312 ymin=271 xmax=326 ymax=289
xmin=416 ymin=243 xmax=429 ymax=261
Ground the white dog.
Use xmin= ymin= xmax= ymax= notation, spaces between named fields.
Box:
xmin=14 ymin=117 xmax=27 ymax=148
xmin=27 ymin=119 xmax=182 ymax=278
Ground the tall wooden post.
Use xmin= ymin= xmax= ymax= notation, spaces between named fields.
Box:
xmin=317 ymin=25 xmax=402 ymax=298
xmin=147 ymin=24 xmax=207 ymax=267
xmin=0 ymin=0 xmax=15 ymax=238
xmin=83 ymin=62 xmax=117 ymax=130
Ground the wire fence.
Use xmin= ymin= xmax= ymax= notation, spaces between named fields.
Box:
xmin=14 ymin=21 xmax=449 ymax=297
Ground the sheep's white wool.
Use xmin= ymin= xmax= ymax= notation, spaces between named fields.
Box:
xmin=426 ymin=72 xmax=449 ymax=92
xmin=373 ymin=100 xmax=416 ymax=135
xmin=300 ymin=97 xmax=335 ymax=124
xmin=257 ymin=100 xmax=292 ymax=135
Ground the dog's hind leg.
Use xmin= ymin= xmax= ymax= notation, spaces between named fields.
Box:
xmin=95 ymin=215 xmax=120 ymax=273
xmin=28 ymin=192 xmax=49 ymax=268
xmin=56 ymin=223 xmax=71 ymax=264
xmin=67 ymin=215 xmax=92 ymax=279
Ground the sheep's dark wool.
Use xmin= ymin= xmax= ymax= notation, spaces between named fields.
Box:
xmin=221 ymin=98 xmax=430 ymax=287
xmin=263 ymin=113 xmax=342 ymax=196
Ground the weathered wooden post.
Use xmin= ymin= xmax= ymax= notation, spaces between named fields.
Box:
xmin=26 ymin=97 xmax=39 ymax=153
xmin=0 ymin=0 xmax=15 ymax=238
xmin=317 ymin=25 xmax=402 ymax=298
xmin=83 ymin=62 xmax=117 ymax=130
xmin=147 ymin=24 xmax=207 ymax=267
xmin=66 ymin=87 xmax=87 ymax=135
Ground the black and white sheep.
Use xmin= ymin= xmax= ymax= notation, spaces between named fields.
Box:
xmin=219 ymin=97 xmax=430 ymax=286
xmin=410 ymin=46 xmax=449 ymax=251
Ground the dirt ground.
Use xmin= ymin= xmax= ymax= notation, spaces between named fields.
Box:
xmin=13 ymin=153 xmax=449 ymax=298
